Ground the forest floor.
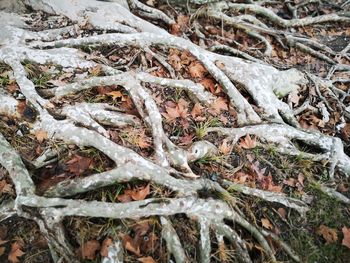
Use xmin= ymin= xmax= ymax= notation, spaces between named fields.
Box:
xmin=0 ymin=0 xmax=350 ymax=262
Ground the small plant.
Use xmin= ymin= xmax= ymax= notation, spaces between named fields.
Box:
xmin=194 ymin=117 xmax=220 ymax=139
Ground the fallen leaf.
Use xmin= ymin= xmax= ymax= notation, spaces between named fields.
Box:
xmin=0 ymin=180 xmax=13 ymax=195
xmin=0 ymin=226 xmax=8 ymax=239
xmin=278 ymin=208 xmax=286 ymax=219
xmin=117 ymin=184 xmax=150 ymax=202
xmin=89 ymin=65 xmax=102 ymax=76
xmin=210 ymin=97 xmax=228 ymax=114
xmin=8 ymin=241 xmax=25 ymax=263
xmin=342 ymin=227 xmax=350 ymax=249
xmin=122 ymin=235 xmax=141 ymax=256
xmin=107 ymin=91 xmax=123 ymax=100
xmin=0 ymin=246 xmax=5 ymax=256
xmin=179 ymin=134 xmax=194 ymax=146
xmin=100 ymin=238 xmax=113 ymax=257
xmin=261 ymin=218 xmax=273 ymax=230
xmin=97 ymin=85 xmax=115 ymax=95
xmin=283 ymin=178 xmax=296 ymax=187
xmin=191 ymin=103 xmax=204 ymax=119
xmin=239 ymin=134 xmax=257 ymax=149
xmin=188 ymin=62 xmax=207 ymax=78
xmin=162 ymin=99 xmax=189 ymax=122
xmin=35 ymin=129 xmax=47 ymax=143
xmin=138 ymin=256 xmax=157 ymax=263
xmin=140 ymin=232 xmax=158 ymax=254
xmin=66 ymin=155 xmax=93 ymax=176
xmin=0 ymin=239 xmax=8 ymax=246
xmin=200 ymin=78 xmax=217 ymax=94
xmin=162 ymin=106 xmax=180 ymax=121
xmin=317 ymin=225 xmax=338 ymax=244
xmin=289 ymin=89 xmax=300 ymax=105
xmin=79 ymin=240 xmax=101 ymax=260
xmin=219 ymin=139 xmax=232 ymax=155
xmin=218 ymin=239 xmax=228 ymax=262
xmin=130 ymin=184 xmax=150 ymax=201
xmin=116 ymin=193 xmax=132 ymax=203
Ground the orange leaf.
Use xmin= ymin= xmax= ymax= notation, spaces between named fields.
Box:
xmin=200 ymin=78 xmax=216 ymax=93
xmin=191 ymin=103 xmax=205 ymax=121
xmin=35 ymin=129 xmax=47 ymax=143
xmin=131 ymin=184 xmax=150 ymax=201
xmin=107 ymin=91 xmax=123 ymax=100
xmin=0 ymin=246 xmax=5 ymax=256
xmin=8 ymin=241 xmax=25 ymax=263
xmin=317 ymin=225 xmax=338 ymax=244
xmin=239 ymin=134 xmax=257 ymax=149
xmin=137 ymin=131 xmax=151 ymax=149
xmin=79 ymin=240 xmax=101 ymax=260
xmin=188 ymin=62 xmax=207 ymax=78
xmin=117 ymin=193 xmax=133 ymax=203
xmin=210 ymin=97 xmax=228 ymax=114
xmin=218 ymin=139 xmax=232 ymax=155
xmin=162 ymin=106 xmax=180 ymax=121
xmin=0 ymin=180 xmax=13 ymax=194
xmin=123 ymin=235 xmax=141 ymax=256
xmin=117 ymin=184 xmax=150 ymax=203
xmin=261 ymin=218 xmax=273 ymax=230
xmin=138 ymin=256 xmax=157 ymax=263
xmin=278 ymin=208 xmax=286 ymax=219
xmin=100 ymin=238 xmax=113 ymax=257
xmin=66 ymin=155 xmax=92 ymax=176
xmin=342 ymin=227 xmax=350 ymax=249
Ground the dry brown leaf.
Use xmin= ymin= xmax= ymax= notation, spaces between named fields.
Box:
xmin=89 ymin=65 xmax=102 ymax=76
xmin=8 ymin=241 xmax=25 ymax=263
xmin=0 ymin=180 xmax=13 ymax=195
xmin=66 ymin=155 xmax=93 ymax=176
xmin=130 ymin=184 xmax=150 ymax=201
xmin=0 ymin=239 xmax=8 ymax=246
xmin=261 ymin=218 xmax=273 ymax=230
xmin=35 ymin=129 xmax=47 ymax=143
xmin=239 ymin=134 xmax=257 ymax=149
xmin=188 ymin=62 xmax=207 ymax=78
xmin=218 ymin=139 xmax=232 ymax=155
xmin=140 ymin=232 xmax=158 ymax=254
xmin=0 ymin=226 xmax=8 ymax=240
xmin=118 ymin=184 xmax=150 ymax=202
xmin=116 ymin=193 xmax=132 ymax=203
xmin=342 ymin=227 xmax=350 ymax=249
xmin=316 ymin=225 xmax=338 ymax=244
xmin=123 ymin=235 xmax=141 ymax=256
xmin=136 ymin=130 xmax=151 ymax=149
xmin=162 ymin=106 xmax=180 ymax=121
xmin=107 ymin=91 xmax=123 ymax=100
xmin=6 ymin=83 xmax=18 ymax=93
xmin=210 ymin=97 xmax=228 ymax=114
xmin=278 ymin=208 xmax=286 ymax=219
xmin=191 ymin=103 xmax=204 ymax=119
xmin=0 ymin=246 xmax=5 ymax=256
xmin=218 ymin=240 xmax=229 ymax=262
xmin=200 ymin=78 xmax=216 ymax=94
xmin=138 ymin=256 xmax=157 ymax=263
xmin=79 ymin=240 xmax=101 ymax=260
xmin=179 ymin=134 xmax=194 ymax=146
xmin=289 ymin=89 xmax=300 ymax=105
xmin=100 ymin=238 xmax=113 ymax=257
xmin=162 ymin=99 xmax=189 ymax=122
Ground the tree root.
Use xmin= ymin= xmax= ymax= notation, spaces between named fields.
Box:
xmin=0 ymin=1 xmax=349 ymax=262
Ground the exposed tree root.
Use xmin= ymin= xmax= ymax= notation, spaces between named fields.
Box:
xmin=0 ymin=0 xmax=349 ymax=262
